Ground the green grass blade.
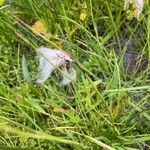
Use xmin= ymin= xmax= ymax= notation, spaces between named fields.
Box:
xmin=0 ymin=125 xmax=81 ymax=147
xmin=22 ymin=55 xmax=32 ymax=83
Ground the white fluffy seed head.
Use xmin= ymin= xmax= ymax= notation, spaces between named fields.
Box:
xmin=38 ymin=47 xmax=73 ymax=65
xmin=134 ymin=0 xmax=143 ymax=18
xmin=36 ymin=47 xmax=76 ymax=86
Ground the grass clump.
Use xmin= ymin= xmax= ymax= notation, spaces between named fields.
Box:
xmin=0 ymin=0 xmax=150 ymax=149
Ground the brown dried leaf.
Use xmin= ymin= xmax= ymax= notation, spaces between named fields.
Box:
xmin=31 ymin=20 xmax=47 ymax=34
xmin=53 ymin=108 xmax=67 ymax=113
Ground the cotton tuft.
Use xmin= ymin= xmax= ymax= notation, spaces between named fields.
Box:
xmin=35 ymin=47 xmax=76 ymax=86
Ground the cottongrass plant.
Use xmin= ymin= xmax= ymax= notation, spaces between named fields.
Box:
xmin=124 ymin=0 xmax=144 ymax=19
xmin=35 ymin=47 xmax=76 ymax=86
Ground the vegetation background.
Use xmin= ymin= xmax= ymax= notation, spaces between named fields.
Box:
xmin=0 ymin=0 xmax=150 ymax=149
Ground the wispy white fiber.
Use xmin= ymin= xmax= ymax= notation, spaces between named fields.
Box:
xmin=35 ymin=47 xmax=76 ymax=86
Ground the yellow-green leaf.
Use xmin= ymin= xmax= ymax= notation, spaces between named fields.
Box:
xmin=0 ymin=0 xmax=4 ymax=6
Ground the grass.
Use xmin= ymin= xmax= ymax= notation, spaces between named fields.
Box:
xmin=0 ymin=0 xmax=150 ymax=149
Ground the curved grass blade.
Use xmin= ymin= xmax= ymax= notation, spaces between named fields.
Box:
xmin=0 ymin=125 xmax=81 ymax=147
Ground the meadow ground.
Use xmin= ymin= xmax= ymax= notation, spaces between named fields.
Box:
xmin=0 ymin=0 xmax=150 ymax=149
